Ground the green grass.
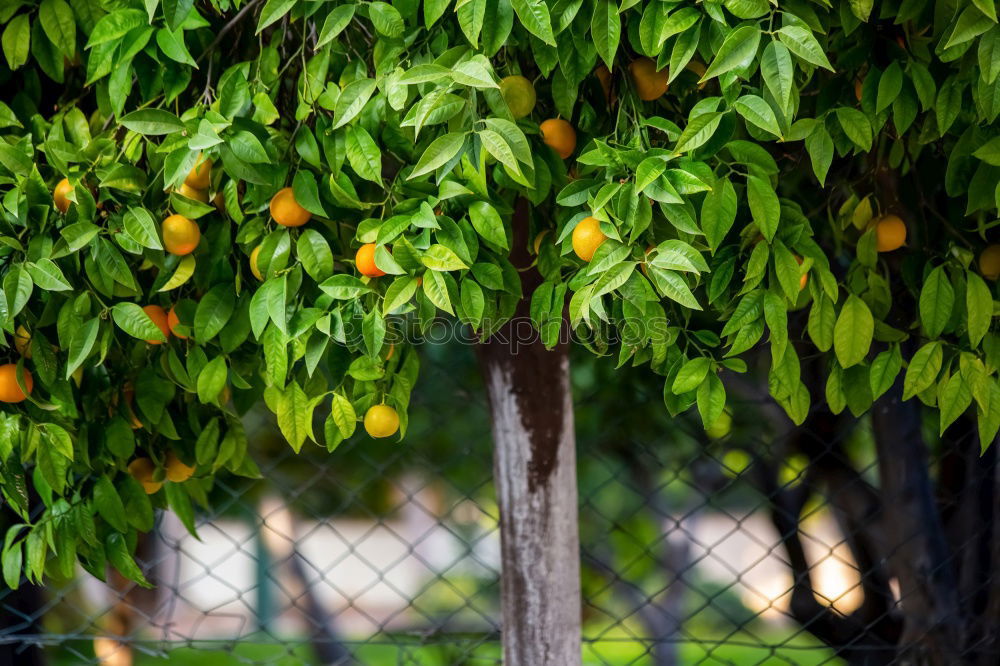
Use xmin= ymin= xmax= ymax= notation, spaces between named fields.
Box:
xmin=48 ymin=628 xmax=842 ymax=665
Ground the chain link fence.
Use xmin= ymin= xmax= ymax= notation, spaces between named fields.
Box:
xmin=1 ymin=339 xmax=996 ymax=665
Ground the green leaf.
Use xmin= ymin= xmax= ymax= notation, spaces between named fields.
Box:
xmin=26 ymin=259 xmax=72 ymax=291
xmin=66 ymin=318 xmax=99 ymax=379
xmin=674 ymin=111 xmax=723 ymax=154
xmin=903 ymin=341 xmax=943 ymax=400
xmin=112 ymin=303 xmax=167 ymax=343
xmin=967 ymin=271 xmax=993 ymax=347
xmin=345 ymin=125 xmax=382 ymax=182
xmin=591 ymin=0 xmax=621 ymax=70
xmin=1 ymin=15 xmax=29 ymax=71
xmin=938 ymin=372 xmax=973 ymax=434
xmin=697 ymin=373 xmax=726 ymax=428
xmin=421 ymin=244 xmax=469 ymax=271
xmin=328 ymin=393 xmax=357 ymax=440
xmin=194 ymin=285 xmax=236 ymax=342
xmin=333 ymin=78 xmax=377 ymax=129
xmin=39 ymin=0 xmax=76 ymax=60
xmin=297 ymin=229 xmax=335 ymax=282
xmin=701 ymin=25 xmax=761 ymax=82
xmin=870 ymin=345 xmax=902 ymax=400
xmin=423 ymin=270 xmax=454 ymax=314
xmin=94 ymin=476 xmax=128 ymax=533
xmin=673 ymin=357 xmax=712 ymax=394
xmin=256 ymin=0 xmax=297 ymax=33
xmin=734 ymin=95 xmax=781 ymax=137
xmin=124 ymin=208 xmax=163 ymax=250
xmin=700 ymin=177 xmax=737 ymax=252
xmin=761 ymin=41 xmax=794 ymax=114
xmin=119 ymin=109 xmax=185 ymax=135
xmin=876 ymin=61 xmax=903 ymax=114
xmin=368 ymin=2 xmax=405 ymax=37
xmin=409 ymin=132 xmax=466 ymax=179
xmin=317 ymin=4 xmax=356 ymax=48
xmin=510 ymin=0 xmax=555 ymax=45
xmin=275 ymin=381 xmax=314 ymax=452
xmin=106 ymin=532 xmax=151 ymax=586
xmin=834 ymin=295 xmax=874 ymax=368
xmin=468 ymin=200 xmax=509 ymax=249
xmin=776 ymin=26 xmax=834 ymax=71
xmin=197 ymin=357 xmax=228 ymax=404
xmin=746 ymin=174 xmax=780 ymax=241
xmin=836 ymin=108 xmax=873 ymax=151
xmin=919 ymin=266 xmax=955 ymax=338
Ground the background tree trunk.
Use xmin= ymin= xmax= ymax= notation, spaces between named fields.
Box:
xmin=477 ymin=198 xmax=582 ymax=665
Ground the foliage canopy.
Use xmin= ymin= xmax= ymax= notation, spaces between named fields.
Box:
xmin=1 ymin=0 xmax=999 ymax=587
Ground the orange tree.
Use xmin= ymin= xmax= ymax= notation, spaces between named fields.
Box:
xmin=2 ymin=0 xmax=1000 ymax=663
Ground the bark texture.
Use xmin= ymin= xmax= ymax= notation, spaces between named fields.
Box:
xmin=477 ymin=198 xmax=581 ymax=665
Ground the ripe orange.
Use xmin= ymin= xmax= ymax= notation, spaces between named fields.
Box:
xmin=184 ymin=154 xmax=213 ymax=189
xmin=499 ymin=75 xmax=536 ymax=119
xmin=164 ymin=452 xmax=195 ymax=483
xmin=572 ymin=216 xmax=607 ymax=262
xmin=128 ymin=458 xmax=162 ymax=494
xmin=167 ymin=305 xmax=186 ymax=339
xmin=540 ymin=119 xmax=576 ymax=160
xmin=249 ymin=245 xmax=264 ymax=280
xmin=177 ymin=182 xmax=209 ymax=203
xmin=270 ymin=187 xmax=311 ymax=227
xmin=162 ymin=214 xmax=201 ymax=255
xmin=53 ymin=178 xmax=73 ymax=213
xmin=356 ymin=243 xmax=385 ymax=277
xmin=0 ymin=363 xmax=32 ymax=403
xmin=364 ymin=404 xmax=400 ymax=438
xmin=14 ymin=325 xmax=31 ymax=358
xmin=980 ymin=244 xmax=1000 ymax=281
xmin=142 ymin=305 xmax=170 ymax=345
xmin=629 ymin=57 xmax=669 ymax=101
xmin=875 ymin=214 xmax=906 ymax=252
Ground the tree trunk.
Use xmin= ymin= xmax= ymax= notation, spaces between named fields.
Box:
xmin=477 ymin=198 xmax=581 ymax=666
xmin=871 ymin=381 xmax=962 ymax=665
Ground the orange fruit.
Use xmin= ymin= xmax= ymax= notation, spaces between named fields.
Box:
xmin=980 ymin=245 xmax=1000 ymax=281
xmin=875 ymin=214 xmax=906 ymax=252
xmin=53 ymin=178 xmax=73 ymax=213
xmin=128 ymin=458 xmax=162 ymax=494
xmin=162 ymin=214 xmax=201 ymax=255
xmin=142 ymin=305 xmax=170 ymax=344
xmin=167 ymin=305 xmax=186 ymax=339
xmin=249 ymin=245 xmax=264 ymax=280
xmin=184 ymin=154 xmax=213 ymax=189
xmin=14 ymin=325 xmax=32 ymax=359
xmin=572 ymin=216 xmax=607 ymax=262
xmin=364 ymin=404 xmax=400 ymax=438
xmin=176 ymin=183 xmax=209 ymax=203
xmin=356 ymin=243 xmax=386 ymax=277
xmin=499 ymin=75 xmax=536 ymax=119
xmin=164 ymin=452 xmax=195 ymax=483
xmin=0 ymin=363 xmax=32 ymax=403
xmin=540 ymin=119 xmax=576 ymax=160
xmin=270 ymin=187 xmax=311 ymax=227
xmin=629 ymin=57 xmax=669 ymax=101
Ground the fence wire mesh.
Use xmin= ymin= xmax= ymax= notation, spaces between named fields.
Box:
xmin=1 ymin=339 xmax=997 ymax=665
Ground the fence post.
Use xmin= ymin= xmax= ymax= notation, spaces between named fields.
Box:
xmin=477 ymin=199 xmax=582 ymax=665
